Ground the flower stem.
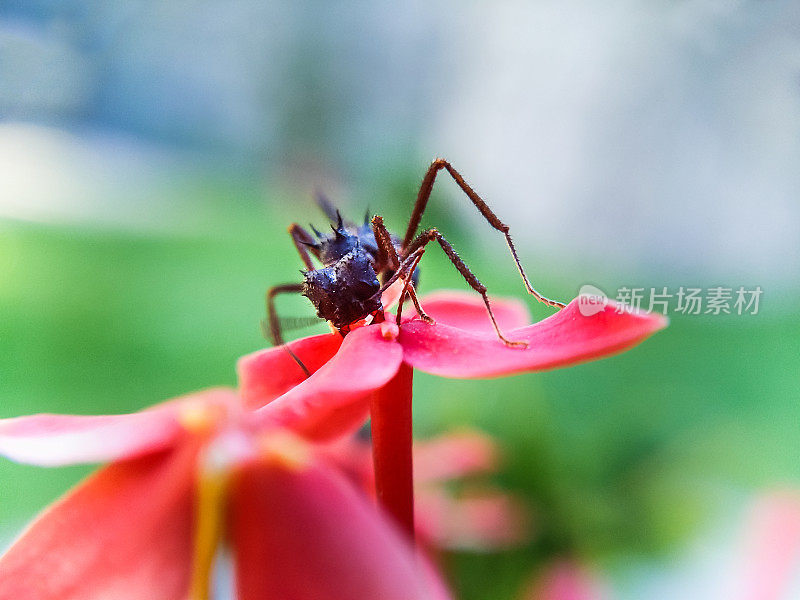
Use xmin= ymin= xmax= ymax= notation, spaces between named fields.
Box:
xmin=370 ymin=361 xmax=415 ymax=541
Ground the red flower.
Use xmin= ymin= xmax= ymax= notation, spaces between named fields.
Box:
xmin=240 ymin=291 xmax=667 ymax=426
xmin=0 ymin=389 xmax=451 ymax=600
xmin=239 ymin=291 xmax=668 ymax=534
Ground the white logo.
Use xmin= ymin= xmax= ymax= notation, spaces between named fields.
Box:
xmin=578 ymin=285 xmax=608 ymax=316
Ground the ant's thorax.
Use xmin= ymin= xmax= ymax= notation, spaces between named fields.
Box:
xmin=314 ymin=222 xmax=380 ymax=267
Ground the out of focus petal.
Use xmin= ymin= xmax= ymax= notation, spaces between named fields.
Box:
xmin=413 ymin=430 xmax=500 ymax=483
xmin=419 ymin=290 xmax=531 ymax=334
xmin=731 ymin=491 xmax=800 ymax=600
xmin=0 ymin=410 xmax=180 ymax=467
xmin=400 ymin=297 xmax=667 ymax=378
xmin=255 ymin=325 xmax=403 ymax=440
xmin=229 ymin=445 xmax=452 ymax=600
xmin=0 ymin=388 xmax=236 ymax=467
xmin=520 ymin=560 xmax=607 ymax=600
xmin=0 ymin=443 xmax=198 ymax=600
xmin=314 ymin=436 xmax=375 ymax=492
xmin=237 ymin=333 xmax=343 ymax=409
xmin=416 ymin=489 xmax=531 ymax=552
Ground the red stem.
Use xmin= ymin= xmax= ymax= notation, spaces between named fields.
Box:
xmin=370 ymin=361 xmax=415 ymax=541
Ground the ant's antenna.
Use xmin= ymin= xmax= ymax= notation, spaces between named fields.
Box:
xmin=259 ymin=318 xmax=311 ymax=378
xmin=284 ymin=346 xmax=310 ymax=377
xmin=314 ymin=189 xmax=339 ymax=222
xmin=264 ymin=284 xmax=312 ymax=378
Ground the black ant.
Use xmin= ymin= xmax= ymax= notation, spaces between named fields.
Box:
xmin=264 ymin=159 xmax=565 ymax=375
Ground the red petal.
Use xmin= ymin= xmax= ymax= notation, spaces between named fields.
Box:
xmin=419 ymin=290 xmax=531 ymax=334
xmin=0 ymin=388 xmax=236 ymax=466
xmin=413 ymin=430 xmax=499 ymax=483
xmin=416 ymin=489 xmax=530 ymax=552
xmin=0 ymin=443 xmax=197 ymax=600
xmin=237 ymin=333 xmax=343 ymax=409
xmin=399 ymin=298 xmax=667 ymax=378
xmin=230 ymin=453 xmax=452 ymax=600
xmin=255 ymin=325 xmax=403 ymax=440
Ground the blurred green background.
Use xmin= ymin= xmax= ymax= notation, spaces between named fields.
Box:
xmin=1 ymin=2 xmax=799 ymax=599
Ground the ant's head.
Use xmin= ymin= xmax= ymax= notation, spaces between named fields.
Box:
xmin=301 ymin=246 xmax=381 ymax=329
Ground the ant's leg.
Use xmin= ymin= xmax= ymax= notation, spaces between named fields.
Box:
xmin=288 ymin=224 xmax=317 ymax=271
xmin=374 ymin=249 xmax=422 ymax=294
xmin=370 ymin=215 xmax=401 ymax=272
xmin=394 ymin=250 xmax=431 ymax=326
xmin=371 ymin=214 xmax=431 ymax=323
xmin=371 ymin=248 xmax=424 ymax=300
xmin=263 ymin=283 xmax=310 ymax=377
xmin=398 ymin=281 xmax=431 ymax=324
xmin=405 ymin=229 xmax=527 ymax=348
xmin=402 ymin=159 xmax=565 ymax=310
xmin=367 ymin=247 xmax=429 ymax=325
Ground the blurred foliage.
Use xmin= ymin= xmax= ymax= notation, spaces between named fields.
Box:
xmin=0 ymin=175 xmax=798 ymax=600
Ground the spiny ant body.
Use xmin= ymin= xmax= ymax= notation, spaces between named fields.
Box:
xmin=265 ymin=159 xmax=566 ymax=374
xmin=299 ymin=212 xmax=389 ymax=330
